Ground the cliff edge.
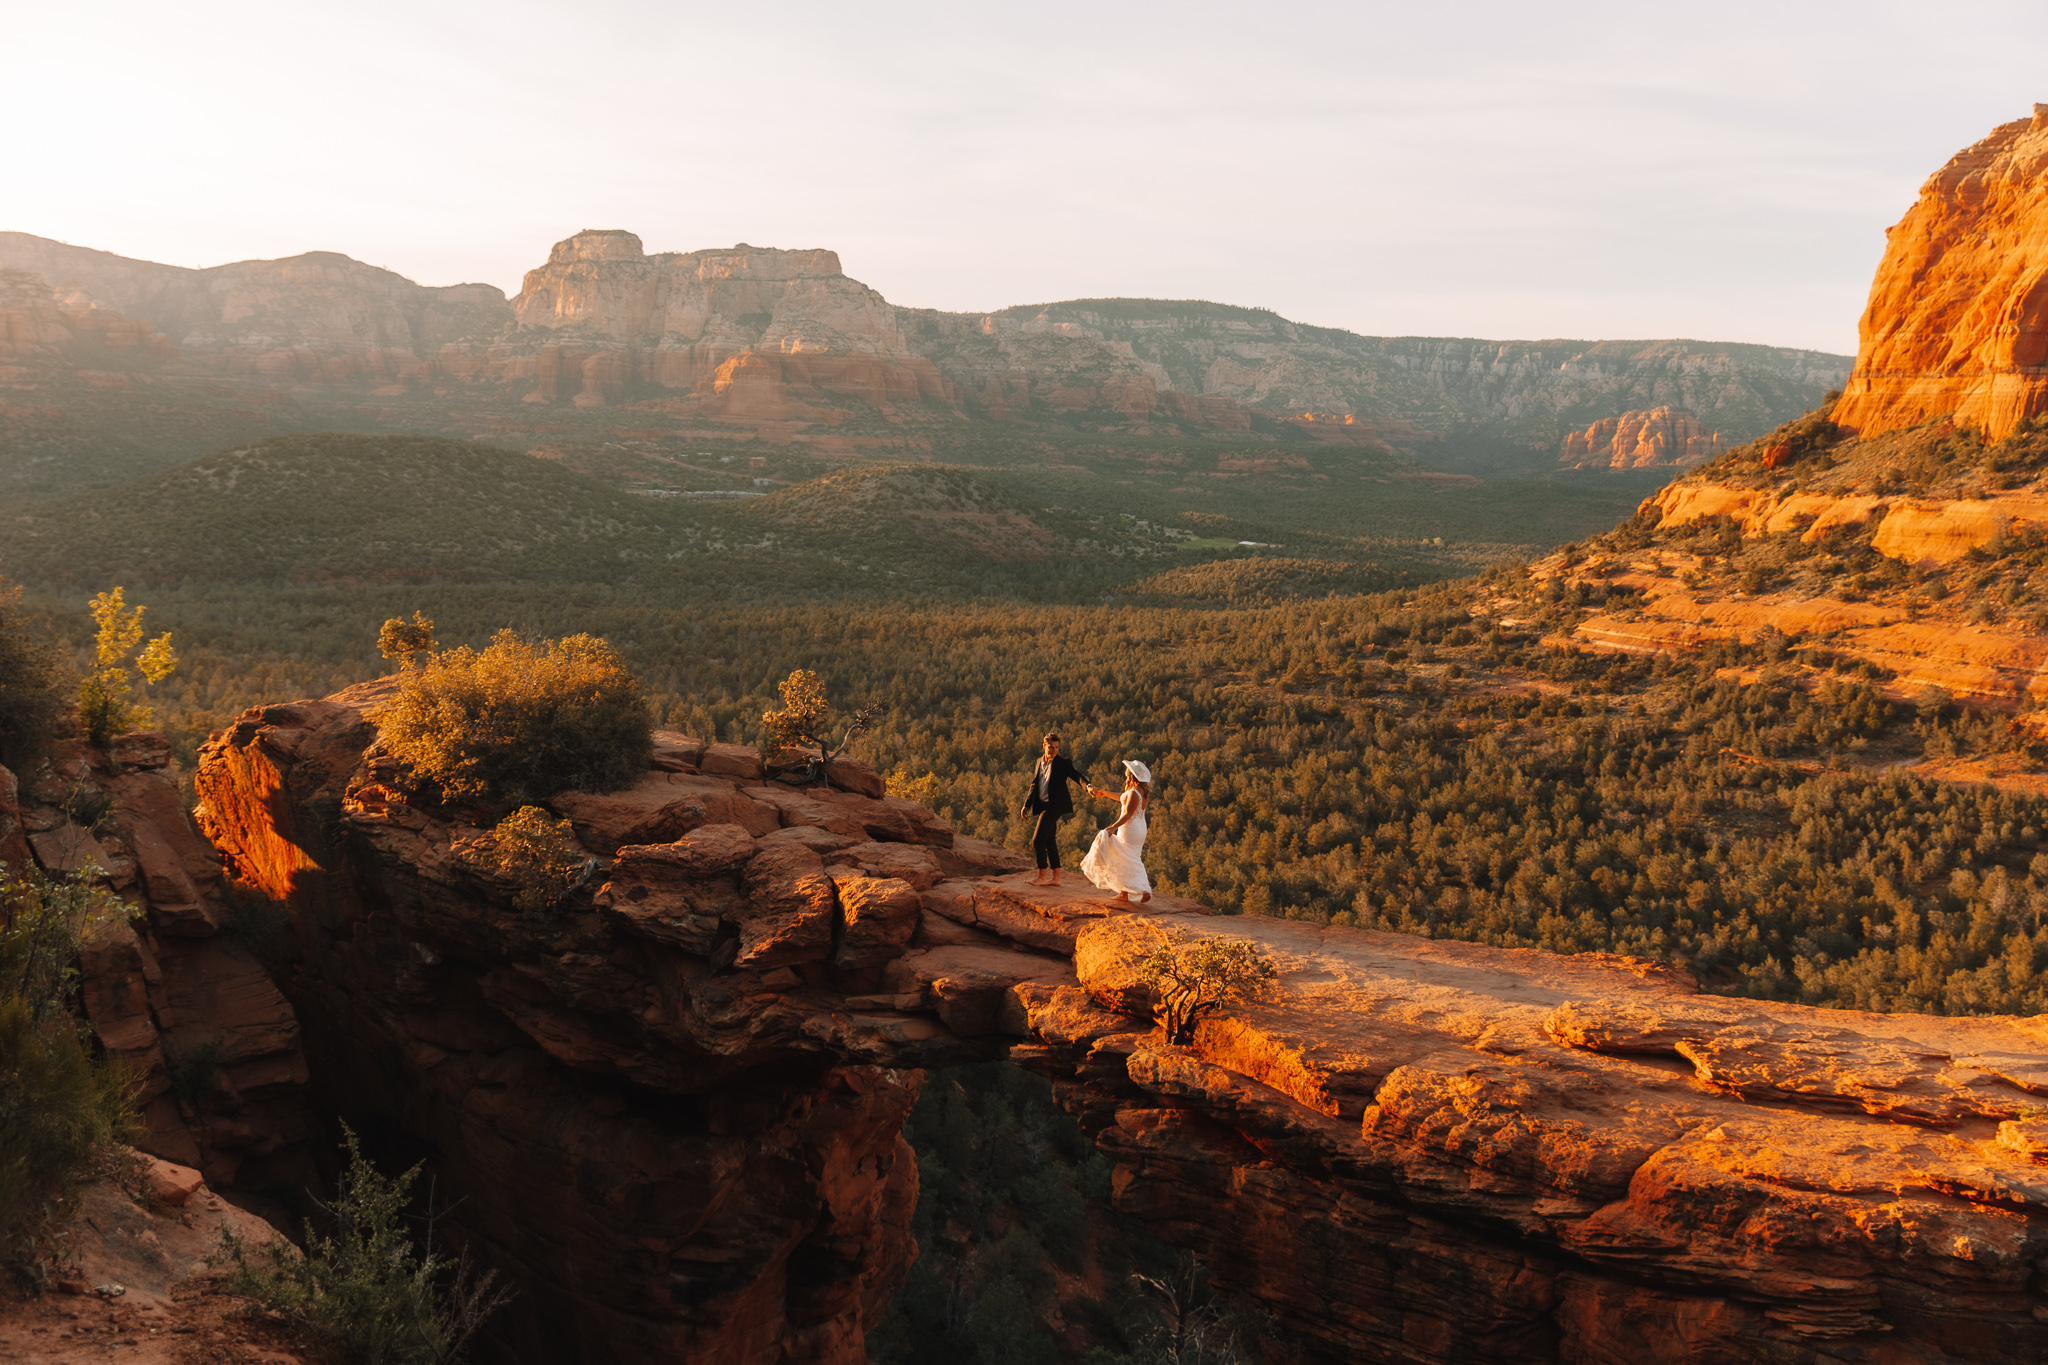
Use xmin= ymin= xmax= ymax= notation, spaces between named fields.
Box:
xmin=189 ymin=682 xmax=2048 ymax=1363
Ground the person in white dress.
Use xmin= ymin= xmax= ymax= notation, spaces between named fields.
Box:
xmin=1080 ymin=760 xmax=1152 ymax=903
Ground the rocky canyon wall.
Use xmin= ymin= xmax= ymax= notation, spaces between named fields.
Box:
xmin=1834 ymin=106 xmax=2048 ymax=441
xmin=1559 ymin=405 xmax=1724 ymax=470
xmin=189 ymin=682 xmax=1036 ymax=1364
xmin=0 ymin=228 xmax=1846 ymax=447
xmin=0 ymin=736 xmax=317 ymax=1192
xmin=910 ymin=302 xmax=1849 ymax=448
xmin=181 ymin=680 xmax=2048 ymax=1363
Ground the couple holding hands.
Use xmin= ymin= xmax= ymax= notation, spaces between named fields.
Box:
xmin=1020 ymin=733 xmax=1152 ymax=902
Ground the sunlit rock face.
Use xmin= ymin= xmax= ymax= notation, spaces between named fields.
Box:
xmin=498 ymin=229 xmax=955 ymax=414
xmin=1559 ymin=405 xmax=1724 ymax=469
xmin=0 ymin=738 xmax=318 ymax=1193
xmin=1020 ymin=914 xmax=2048 ymax=1364
xmin=1835 ymin=105 xmax=2048 ymax=441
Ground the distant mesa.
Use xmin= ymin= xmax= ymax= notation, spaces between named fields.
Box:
xmin=1559 ymin=405 xmax=1724 ymax=470
xmin=0 ymin=226 xmax=1850 ymax=475
xmin=1834 ymin=104 xmax=2048 ymax=441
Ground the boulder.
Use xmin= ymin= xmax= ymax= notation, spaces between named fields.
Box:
xmin=139 ymin=1155 xmax=205 ymax=1206
xmin=735 ymin=842 xmax=839 ymax=968
xmin=698 ymin=742 xmax=765 ymax=782
xmin=647 ymin=730 xmax=707 ymax=772
xmin=824 ymin=841 xmax=944 ymax=891
xmin=829 ymin=874 xmax=923 ymax=970
xmin=612 ymin=823 xmax=758 ymax=881
xmin=824 ymin=758 xmax=886 ymax=799
xmin=553 ymin=771 xmax=779 ymax=853
xmin=933 ymin=833 xmax=1031 ymax=878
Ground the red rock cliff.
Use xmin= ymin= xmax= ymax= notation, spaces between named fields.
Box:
xmin=490 ymin=228 xmax=956 ymax=414
xmin=192 ymin=683 xmax=1030 ymax=1365
xmin=1835 ymin=105 xmax=2048 ymax=440
xmin=0 ymin=736 xmax=316 ymax=1191
xmin=192 ymin=680 xmax=2048 ymax=1363
xmin=1559 ymin=405 xmax=1724 ymax=469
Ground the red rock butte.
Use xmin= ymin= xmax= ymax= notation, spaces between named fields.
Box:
xmin=1559 ymin=405 xmax=1724 ymax=470
xmin=1835 ymin=104 xmax=2048 ymax=440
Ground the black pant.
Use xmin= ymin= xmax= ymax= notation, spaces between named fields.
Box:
xmin=1031 ymin=811 xmax=1063 ymax=869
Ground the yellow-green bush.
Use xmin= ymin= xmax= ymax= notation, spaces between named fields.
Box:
xmin=379 ymin=629 xmax=649 ymax=806
xmin=474 ymin=806 xmax=586 ymax=916
xmin=76 ymin=587 xmax=178 ymax=747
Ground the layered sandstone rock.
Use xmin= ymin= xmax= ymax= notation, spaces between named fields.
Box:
xmin=192 ymin=678 xmax=2048 ymax=1363
xmin=1559 ymin=405 xmax=1723 ymax=469
xmin=1834 ymin=105 xmax=2048 ymax=440
xmin=0 ymin=739 xmax=316 ymax=1189
xmin=0 ymin=1149 xmax=307 ymax=1364
xmin=1646 ymin=478 xmax=2048 ymax=567
xmin=0 ymin=269 xmax=178 ymax=366
xmin=192 ymin=684 xmax=1029 ymax=1365
xmin=0 ymin=228 xmax=1847 ymax=446
xmin=905 ymin=304 xmax=1848 ymax=446
xmin=492 ymin=229 xmax=956 ymax=415
xmin=1013 ymin=915 xmax=2048 ymax=1364
xmin=1555 ymin=536 xmax=2048 ymax=707
xmin=1578 ymin=480 xmax=2048 ymax=702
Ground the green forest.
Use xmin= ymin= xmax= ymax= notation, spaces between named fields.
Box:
xmin=5 ymin=552 xmax=2044 ymax=1021
xmin=10 ymin=418 xmax=2048 ymax=1022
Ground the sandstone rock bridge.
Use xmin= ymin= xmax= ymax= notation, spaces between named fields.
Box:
xmin=180 ymin=680 xmax=2048 ymax=1364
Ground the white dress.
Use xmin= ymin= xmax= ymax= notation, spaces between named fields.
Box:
xmin=1081 ymin=791 xmax=1150 ymax=895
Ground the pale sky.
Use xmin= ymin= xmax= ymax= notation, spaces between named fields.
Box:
xmin=11 ymin=1 xmax=2046 ymax=355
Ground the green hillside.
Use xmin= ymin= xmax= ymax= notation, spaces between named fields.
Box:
xmin=1129 ymin=556 xmax=1410 ymax=605
xmin=730 ymin=462 xmax=1102 ymax=566
xmin=0 ymin=433 xmax=705 ymax=586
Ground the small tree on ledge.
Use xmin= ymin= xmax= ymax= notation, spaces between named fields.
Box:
xmin=1138 ymin=930 xmax=1278 ymax=1046
xmin=761 ymin=669 xmax=881 ymax=785
xmin=77 ymin=587 xmax=178 ymax=746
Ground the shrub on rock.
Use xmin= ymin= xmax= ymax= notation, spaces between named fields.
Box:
xmin=380 ymin=630 xmax=650 ymax=806
xmin=1138 ymin=930 xmax=1278 ymax=1046
xmin=473 ymin=806 xmax=587 ymax=916
xmin=0 ymin=868 xmax=138 ymax=1272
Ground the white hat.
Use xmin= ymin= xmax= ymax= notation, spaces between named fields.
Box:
xmin=1123 ymin=759 xmax=1152 ymax=784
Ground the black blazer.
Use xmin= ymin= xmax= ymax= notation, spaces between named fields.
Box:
xmin=1021 ymin=754 xmax=1089 ymax=818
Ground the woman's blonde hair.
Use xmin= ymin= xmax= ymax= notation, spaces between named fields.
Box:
xmin=1124 ymin=773 xmax=1151 ymax=800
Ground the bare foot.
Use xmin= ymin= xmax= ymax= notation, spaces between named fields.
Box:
xmin=1115 ymin=891 xmax=1130 ymax=902
xmin=1138 ymin=893 xmax=1151 ymax=903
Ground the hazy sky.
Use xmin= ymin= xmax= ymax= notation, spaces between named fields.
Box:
xmin=12 ymin=1 xmax=2046 ymax=355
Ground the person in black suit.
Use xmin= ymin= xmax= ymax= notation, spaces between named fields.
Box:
xmin=1020 ymin=733 xmax=1102 ymax=886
